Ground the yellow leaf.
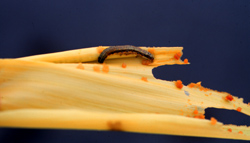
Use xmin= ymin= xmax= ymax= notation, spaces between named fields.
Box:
xmin=0 ymin=46 xmax=249 ymax=140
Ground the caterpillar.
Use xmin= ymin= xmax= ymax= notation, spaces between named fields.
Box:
xmin=98 ymin=45 xmax=154 ymax=63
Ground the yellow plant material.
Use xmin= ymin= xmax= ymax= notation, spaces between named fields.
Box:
xmin=0 ymin=46 xmax=249 ymax=140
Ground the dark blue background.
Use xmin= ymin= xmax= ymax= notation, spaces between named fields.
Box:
xmin=0 ymin=0 xmax=250 ymax=142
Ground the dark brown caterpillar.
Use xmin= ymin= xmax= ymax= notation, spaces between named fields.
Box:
xmin=98 ymin=45 xmax=154 ymax=63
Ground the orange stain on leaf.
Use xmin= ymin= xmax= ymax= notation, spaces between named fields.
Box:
xmin=175 ymin=80 xmax=183 ymax=89
xmin=121 ymin=63 xmax=127 ymax=68
xmin=194 ymin=114 xmax=205 ymax=119
xmin=184 ymin=58 xmax=189 ymax=64
xmin=236 ymin=107 xmax=242 ymax=112
xmin=210 ymin=117 xmax=217 ymax=125
xmin=141 ymin=77 xmax=148 ymax=82
xmin=102 ymin=63 xmax=109 ymax=73
xmin=228 ymin=128 xmax=232 ymax=132
xmin=193 ymin=110 xmax=199 ymax=114
xmin=174 ymin=52 xmax=182 ymax=60
xmin=179 ymin=110 xmax=184 ymax=115
xmin=93 ymin=66 xmax=100 ymax=72
xmin=225 ymin=95 xmax=234 ymax=101
xmin=187 ymin=82 xmax=210 ymax=92
xmin=76 ymin=63 xmax=85 ymax=70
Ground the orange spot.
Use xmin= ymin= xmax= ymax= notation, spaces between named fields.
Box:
xmin=93 ymin=66 xmax=100 ymax=72
xmin=210 ymin=117 xmax=217 ymax=125
xmin=188 ymin=99 xmax=191 ymax=102
xmin=76 ymin=63 xmax=84 ymax=70
xmin=148 ymin=48 xmax=155 ymax=54
xmin=199 ymin=115 xmax=205 ymax=119
xmin=175 ymin=80 xmax=183 ymax=89
xmin=141 ymin=77 xmax=148 ymax=82
xmin=205 ymin=94 xmax=209 ymax=96
xmin=122 ymin=63 xmax=127 ymax=68
xmin=225 ymin=94 xmax=234 ymax=101
xmin=141 ymin=59 xmax=152 ymax=65
xmin=174 ymin=52 xmax=182 ymax=60
xmin=228 ymin=128 xmax=232 ymax=132
xmin=203 ymin=88 xmax=209 ymax=92
xmin=187 ymin=82 xmax=210 ymax=91
xmin=201 ymin=102 xmax=203 ymax=104
xmin=238 ymin=131 xmax=243 ymax=134
xmin=179 ymin=110 xmax=184 ymax=115
xmin=193 ymin=109 xmax=198 ymax=114
xmin=248 ymin=102 xmax=250 ymax=106
xmin=194 ymin=114 xmax=205 ymax=119
xmin=102 ymin=64 xmax=109 ymax=73
xmin=97 ymin=46 xmax=104 ymax=53
xmin=184 ymin=58 xmax=188 ymax=63
xmin=233 ymin=104 xmax=236 ymax=107
xmin=188 ymin=83 xmax=195 ymax=88
xmin=236 ymin=107 xmax=242 ymax=112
